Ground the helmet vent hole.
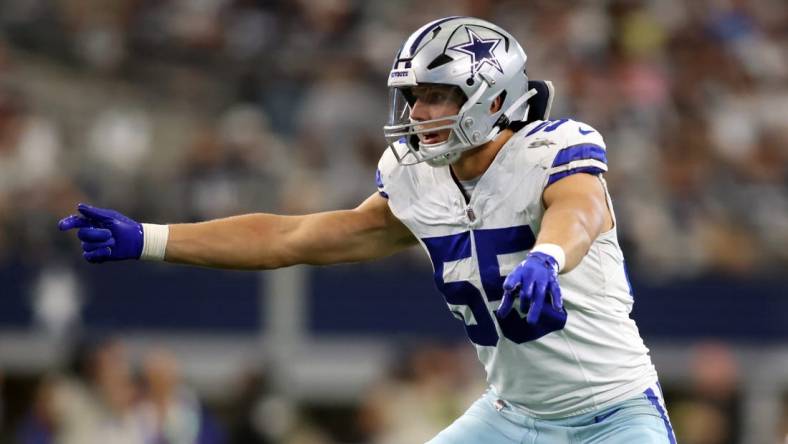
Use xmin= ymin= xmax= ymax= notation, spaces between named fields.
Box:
xmin=427 ymin=54 xmax=455 ymax=70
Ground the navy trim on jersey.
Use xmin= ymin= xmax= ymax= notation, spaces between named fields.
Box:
xmin=624 ymin=261 xmax=635 ymax=298
xmin=546 ymin=166 xmax=606 ymax=186
xmin=525 ymin=121 xmax=551 ymax=136
xmin=552 ymin=143 xmax=607 ymax=168
xmin=544 ymin=118 xmax=569 ymax=132
xmin=375 ymin=169 xmax=389 ymax=199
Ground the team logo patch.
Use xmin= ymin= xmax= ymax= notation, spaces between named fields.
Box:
xmin=450 ymin=28 xmax=504 ymax=76
xmin=528 ymin=139 xmax=556 ymax=148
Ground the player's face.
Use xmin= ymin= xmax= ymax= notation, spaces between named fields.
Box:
xmin=408 ymin=85 xmax=464 ymax=145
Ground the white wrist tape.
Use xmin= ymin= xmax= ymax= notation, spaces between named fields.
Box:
xmin=530 ymin=243 xmax=566 ymax=273
xmin=141 ymin=223 xmax=169 ymax=261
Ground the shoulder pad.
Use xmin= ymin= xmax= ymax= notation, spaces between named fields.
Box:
xmin=517 ymin=118 xmax=608 ymax=187
xmin=523 ymin=118 xmax=605 ymax=150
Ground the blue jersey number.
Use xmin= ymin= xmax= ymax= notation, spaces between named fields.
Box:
xmin=422 ymin=226 xmax=568 ymax=346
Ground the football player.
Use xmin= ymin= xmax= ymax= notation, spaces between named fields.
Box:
xmin=60 ymin=17 xmax=675 ymax=444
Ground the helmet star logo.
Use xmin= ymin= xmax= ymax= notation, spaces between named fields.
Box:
xmin=450 ymin=28 xmax=504 ymax=76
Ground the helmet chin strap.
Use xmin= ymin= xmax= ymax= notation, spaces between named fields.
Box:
xmin=508 ymin=87 xmax=538 ymax=121
xmin=426 ymin=151 xmax=460 ymax=167
xmin=419 ymin=138 xmax=458 ymax=167
xmin=484 ymin=87 xmax=538 ymax=141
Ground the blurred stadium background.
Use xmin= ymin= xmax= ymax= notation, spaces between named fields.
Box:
xmin=0 ymin=0 xmax=786 ymax=443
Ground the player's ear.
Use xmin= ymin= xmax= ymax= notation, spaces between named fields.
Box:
xmin=490 ymin=94 xmax=504 ymax=113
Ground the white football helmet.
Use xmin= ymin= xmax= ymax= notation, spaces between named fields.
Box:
xmin=383 ymin=16 xmax=535 ymax=167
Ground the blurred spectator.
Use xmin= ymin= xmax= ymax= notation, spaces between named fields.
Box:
xmin=670 ymin=342 xmax=742 ymax=444
xmin=16 ymin=375 xmax=56 ymax=444
xmin=15 ymin=341 xmax=227 ymax=444
xmin=225 ymin=369 xmax=273 ymax=444
xmin=175 ymin=104 xmax=290 ymax=220
xmin=0 ymin=89 xmax=79 ymax=266
xmin=224 ymin=367 xmax=334 ymax=444
xmin=357 ymin=344 xmax=486 ymax=444
xmin=0 ymin=91 xmax=62 ymax=195
xmin=780 ymin=393 xmax=788 ymax=444
xmin=292 ymin=55 xmax=387 ymax=210
xmin=136 ymin=348 xmax=225 ymax=444
xmin=0 ymin=370 xmax=4 ymax=441
xmin=48 ymin=339 xmax=144 ymax=444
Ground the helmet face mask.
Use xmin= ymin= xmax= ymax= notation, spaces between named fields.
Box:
xmin=383 ymin=17 xmax=531 ymax=167
xmin=386 ymin=84 xmax=468 ymax=166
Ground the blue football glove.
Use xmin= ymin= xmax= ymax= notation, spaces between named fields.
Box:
xmin=58 ymin=203 xmax=143 ymax=263
xmin=497 ymin=252 xmax=564 ymax=324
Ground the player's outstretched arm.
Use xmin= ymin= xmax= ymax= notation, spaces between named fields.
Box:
xmin=165 ymin=193 xmax=417 ymax=268
xmin=59 ymin=193 xmax=417 ymax=269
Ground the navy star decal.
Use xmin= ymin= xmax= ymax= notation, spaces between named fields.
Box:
xmin=449 ymin=28 xmax=504 ymax=76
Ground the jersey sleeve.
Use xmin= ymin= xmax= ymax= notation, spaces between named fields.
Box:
xmin=539 ymin=119 xmax=608 ymax=189
xmin=375 ymin=168 xmax=388 ymax=198
xmin=375 ymin=144 xmax=401 ymax=199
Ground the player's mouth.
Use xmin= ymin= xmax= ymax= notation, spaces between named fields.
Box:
xmin=419 ymin=130 xmax=448 ymax=145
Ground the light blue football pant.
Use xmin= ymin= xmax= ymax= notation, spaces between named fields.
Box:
xmin=426 ymin=383 xmax=676 ymax=444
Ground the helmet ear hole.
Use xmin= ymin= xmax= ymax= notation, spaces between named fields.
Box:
xmin=491 ymin=91 xmax=507 ymax=113
xmin=428 ymin=54 xmax=454 ymax=70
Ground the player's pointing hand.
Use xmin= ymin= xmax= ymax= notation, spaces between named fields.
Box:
xmin=58 ymin=203 xmax=144 ymax=263
xmin=497 ymin=251 xmax=563 ymax=324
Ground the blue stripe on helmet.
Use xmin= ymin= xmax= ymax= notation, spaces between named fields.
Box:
xmin=408 ymin=16 xmax=465 ymax=56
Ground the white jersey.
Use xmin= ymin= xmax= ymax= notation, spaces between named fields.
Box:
xmin=376 ymin=118 xmax=658 ymax=419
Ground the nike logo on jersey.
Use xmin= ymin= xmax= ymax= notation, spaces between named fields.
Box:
xmin=578 ymin=127 xmax=595 ymax=135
